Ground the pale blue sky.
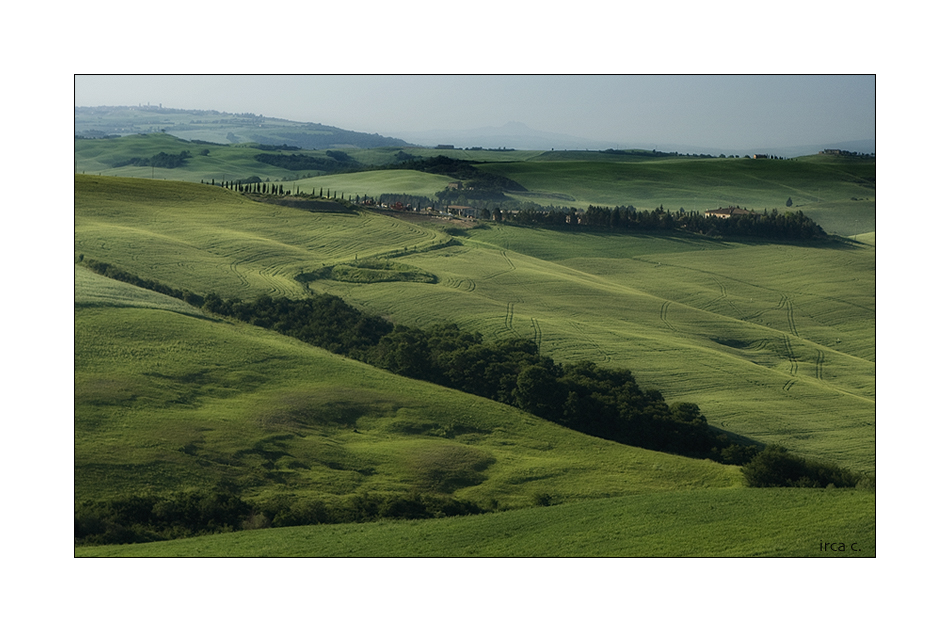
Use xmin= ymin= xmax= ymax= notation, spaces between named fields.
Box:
xmin=75 ymin=75 xmax=874 ymax=150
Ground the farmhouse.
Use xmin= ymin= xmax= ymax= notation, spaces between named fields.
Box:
xmin=704 ymin=207 xmax=757 ymax=219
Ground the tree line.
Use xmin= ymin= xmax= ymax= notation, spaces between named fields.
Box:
xmin=507 ymin=205 xmax=827 ymax=240
xmin=113 ymin=150 xmax=192 ymax=169
xmin=253 ymin=151 xmax=360 ymax=173
xmin=75 ymin=485 xmax=485 ymax=546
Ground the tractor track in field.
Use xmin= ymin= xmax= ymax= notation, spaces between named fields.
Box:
xmin=446 ymin=277 xmax=475 ymax=292
xmin=783 ymin=378 xmax=797 ymax=392
xmin=228 ymin=260 xmax=251 ymax=291
xmin=483 ymin=250 xmax=517 ymax=281
xmin=815 ymin=349 xmax=825 ymax=380
xmin=531 ymin=318 xmax=543 ymax=353
xmin=779 ymin=294 xmax=799 ymax=337
xmin=782 ymin=334 xmax=799 ymax=376
xmin=504 ymin=302 xmax=516 ymax=332
xmin=659 ymin=301 xmax=676 ymax=330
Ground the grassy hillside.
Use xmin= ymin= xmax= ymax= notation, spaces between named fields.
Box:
xmin=75 ymin=277 xmax=744 ymax=527
xmin=73 ymin=134 xmax=538 ymax=185
xmin=290 ymin=169 xmax=459 ymax=198
xmin=75 ymin=175 xmax=875 ymax=474
xmin=74 ymin=172 xmax=874 ymax=555
xmin=306 ymin=226 xmax=875 ymax=474
xmin=75 ymin=175 xmax=451 ymax=299
xmin=77 ymin=487 xmax=874 ymax=557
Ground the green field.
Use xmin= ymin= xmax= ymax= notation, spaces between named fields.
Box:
xmin=74 ymin=159 xmax=874 ymax=555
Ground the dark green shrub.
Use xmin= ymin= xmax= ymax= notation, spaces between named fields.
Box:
xmin=742 ymin=445 xmax=861 ymax=488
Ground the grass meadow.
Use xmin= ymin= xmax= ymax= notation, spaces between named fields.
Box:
xmin=75 ymin=279 xmax=743 ymax=512
xmin=74 ymin=170 xmax=874 ymax=556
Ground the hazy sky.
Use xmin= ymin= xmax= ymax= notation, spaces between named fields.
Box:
xmin=75 ymin=75 xmax=874 ymax=150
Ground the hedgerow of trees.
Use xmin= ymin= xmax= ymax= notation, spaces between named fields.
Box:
xmin=507 ymin=205 xmax=827 ymax=240
xmin=113 ymin=150 xmax=192 ymax=169
xmin=253 ymin=151 xmax=359 ymax=173
xmin=75 ymin=486 xmax=484 ymax=546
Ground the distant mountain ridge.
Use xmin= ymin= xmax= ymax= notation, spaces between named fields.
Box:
xmin=76 ymin=106 xmax=874 ymax=157
xmin=75 ymin=105 xmax=411 ymax=150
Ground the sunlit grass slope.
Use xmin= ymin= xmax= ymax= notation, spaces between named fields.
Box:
xmin=308 ymin=225 xmax=875 ymax=474
xmin=75 ymin=281 xmax=743 ymax=512
xmin=291 ymin=169 xmax=457 ymax=199
xmin=75 ymin=175 xmax=450 ymax=299
xmin=75 ymin=176 xmax=874 ymax=474
xmin=77 ymin=487 xmax=874 ymax=557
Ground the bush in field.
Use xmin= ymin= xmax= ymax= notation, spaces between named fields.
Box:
xmin=741 ymin=445 xmax=861 ymax=488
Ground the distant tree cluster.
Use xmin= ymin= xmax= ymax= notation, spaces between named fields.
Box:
xmin=113 ymin=150 xmax=192 ymax=169
xmin=254 ymin=143 xmax=301 ymax=151
xmin=389 ymin=155 xmax=526 ymax=192
xmin=253 ymin=151 xmax=358 ymax=173
xmin=503 ymin=204 xmax=827 ymax=240
xmin=248 ymin=126 xmax=409 ymax=150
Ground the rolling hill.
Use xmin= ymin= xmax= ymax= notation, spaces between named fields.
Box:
xmin=73 ymin=138 xmax=874 ymax=555
xmin=75 ymin=132 xmax=874 ymax=237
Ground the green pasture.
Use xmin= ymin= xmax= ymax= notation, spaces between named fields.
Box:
xmin=75 ymin=176 xmax=875 ymax=475
xmin=77 ymin=487 xmax=874 ymax=557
